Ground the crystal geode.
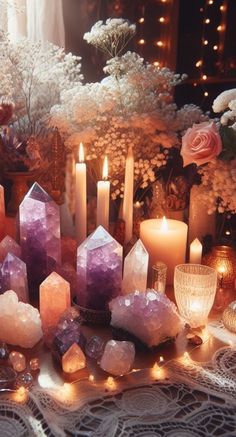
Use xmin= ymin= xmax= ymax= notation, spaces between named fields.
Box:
xmin=109 ymin=289 xmax=183 ymax=348
xmin=0 ymin=290 xmax=42 ymax=348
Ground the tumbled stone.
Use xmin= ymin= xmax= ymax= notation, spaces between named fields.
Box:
xmin=19 ymin=182 xmax=61 ymax=289
xmin=16 ymin=372 xmax=33 ymax=388
xmin=76 ymin=226 xmax=122 ymax=311
xmin=29 ymin=358 xmax=40 ymax=371
xmin=100 ymin=340 xmax=135 ymax=376
xmin=0 ymin=290 xmax=43 ymax=348
xmin=40 ymin=271 xmax=71 ymax=332
xmin=9 ymin=351 xmax=26 ymax=372
xmin=0 ymin=342 xmax=9 ymax=360
xmin=122 ymin=239 xmax=149 ymax=294
xmin=0 ymin=253 xmax=29 ymax=302
xmin=109 ymin=289 xmax=183 ymax=348
xmin=85 ymin=336 xmax=105 ymax=360
xmin=0 ymin=235 xmax=21 ymax=263
xmin=62 ymin=342 xmax=86 ymax=373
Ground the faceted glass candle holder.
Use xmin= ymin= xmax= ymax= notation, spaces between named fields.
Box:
xmin=151 ymin=261 xmax=167 ymax=293
xmin=174 ymin=264 xmax=217 ymax=328
xmin=202 ymin=245 xmax=236 ymax=290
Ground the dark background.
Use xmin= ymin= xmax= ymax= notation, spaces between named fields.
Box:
xmin=62 ymin=0 xmax=236 ymax=113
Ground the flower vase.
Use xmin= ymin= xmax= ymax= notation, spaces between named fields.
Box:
xmin=4 ymin=171 xmax=38 ymax=216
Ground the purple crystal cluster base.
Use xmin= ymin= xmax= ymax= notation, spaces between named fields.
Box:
xmin=76 ymin=226 xmax=122 ymax=312
xmin=109 ymin=289 xmax=183 ymax=348
xmin=19 ymin=182 xmax=61 ymax=289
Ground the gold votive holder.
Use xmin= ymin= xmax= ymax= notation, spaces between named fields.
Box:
xmin=222 ymin=301 xmax=236 ymax=333
xmin=174 ymin=264 xmax=217 ymax=327
xmin=202 ymin=245 xmax=236 ymax=290
xmin=151 ymin=261 xmax=167 ymax=293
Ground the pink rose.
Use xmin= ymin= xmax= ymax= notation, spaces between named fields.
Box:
xmin=181 ymin=121 xmax=222 ymax=167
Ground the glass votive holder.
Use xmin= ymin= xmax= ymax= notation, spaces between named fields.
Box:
xmin=174 ymin=264 xmax=217 ymax=328
xmin=152 ymin=261 xmax=167 ymax=293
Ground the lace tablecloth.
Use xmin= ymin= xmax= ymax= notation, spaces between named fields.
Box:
xmin=1 ymin=344 xmax=236 ymax=437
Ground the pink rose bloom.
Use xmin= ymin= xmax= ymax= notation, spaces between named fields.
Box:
xmin=181 ymin=121 xmax=222 ymax=167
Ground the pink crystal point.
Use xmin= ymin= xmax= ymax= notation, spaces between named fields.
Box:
xmin=100 ymin=340 xmax=135 ymax=376
xmin=19 ymin=182 xmax=61 ymax=290
xmin=76 ymin=226 xmax=122 ymax=311
xmin=40 ymin=271 xmax=71 ymax=333
xmin=0 ymin=253 xmax=29 ymax=302
xmin=62 ymin=342 xmax=86 ymax=373
xmin=0 ymin=235 xmax=21 ymax=263
xmin=110 ymin=289 xmax=183 ymax=348
xmin=0 ymin=290 xmax=42 ymax=348
xmin=122 ymin=239 xmax=149 ymax=294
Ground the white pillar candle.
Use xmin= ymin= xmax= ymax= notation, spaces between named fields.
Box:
xmin=140 ymin=217 xmax=188 ymax=285
xmin=0 ymin=185 xmax=5 ymax=241
xmin=189 ymin=238 xmax=202 ymax=264
xmin=75 ymin=143 xmax=87 ymax=245
xmin=123 ymin=147 xmax=134 ymax=244
xmin=97 ymin=156 xmax=110 ymax=230
xmin=188 ymin=185 xmax=215 ymax=244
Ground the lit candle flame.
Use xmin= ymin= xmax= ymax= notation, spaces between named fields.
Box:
xmin=102 ymin=156 xmax=109 ymax=180
xmin=160 ymin=216 xmax=168 ymax=232
xmin=79 ymin=142 xmax=84 ymax=162
xmin=218 ymin=265 xmax=226 ymax=274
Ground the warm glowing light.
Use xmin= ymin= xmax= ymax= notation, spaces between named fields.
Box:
xmin=56 ymin=383 xmax=76 ymax=402
xmin=160 ymin=216 xmax=168 ymax=232
xmin=203 ymin=40 xmax=208 ymax=46
xmin=161 ymin=0 xmax=167 ymax=3
xmin=159 ymin=356 xmax=164 ymax=363
xmin=134 ymin=201 xmax=141 ymax=208
xmin=217 ymin=25 xmax=223 ymax=31
xmin=228 ymin=340 xmax=233 ymax=347
xmin=205 ymin=18 xmax=210 ymax=24
xmin=182 ymin=352 xmax=191 ymax=365
xmin=102 ymin=156 xmax=108 ymax=180
xmin=225 ymin=230 xmax=231 ymax=236
xmin=13 ymin=387 xmax=29 ymax=403
xmin=151 ymin=362 xmax=162 ymax=378
xmin=202 ymin=74 xmax=207 ymax=80
xmin=138 ymin=38 xmax=145 ymax=45
xmin=138 ymin=17 xmax=145 ymax=23
xmin=156 ymin=40 xmax=164 ymax=47
xmin=204 ymin=91 xmax=209 ymax=97
xmin=208 ymin=0 xmax=213 ymax=4
xmin=218 ymin=265 xmax=226 ymax=274
xmin=195 ymin=60 xmax=202 ymax=67
xmin=89 ymin=374 xmax=95 ymax=382
xmin=220 ymin=5 xmax=225 ymax=11
xmin=79 ymin=142 xmax=84 ymax=162
xmin=193 ymin=82 xmax=197 ymax=87
xmin=213 ymin=45 xmax=218 ymax=51
xmin=153 ymin=61 xmax=160 ymax=67
xmin=105 ymin=376 xmax=116 ymax=390
xmin=159 ymin=17 xmax=165 ymax=23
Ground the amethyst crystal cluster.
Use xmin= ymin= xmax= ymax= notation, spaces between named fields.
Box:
xmin=19 ymin=182 xmax=61 ymax=287
xmin=76 ymin=226 xmax=122 ymax=311
xmin=109 ymin=289 xmax=183 ymax=348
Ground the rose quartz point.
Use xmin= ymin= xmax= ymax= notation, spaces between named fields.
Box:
xmin=40 ymin=271 xmax=71 ymax=333
xmin=0 ymin=235 xmax=21 ymax=263
xmin=62 ymin=342 xmax=86 ymax=373
xmin=100 ymin=340 xmax=135 ymax=376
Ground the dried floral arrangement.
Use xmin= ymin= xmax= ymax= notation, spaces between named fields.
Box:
xmin=0 ymin=31 xmax=82 ymax=171
xmin=50 ymin=18 xmax=206 ymax=207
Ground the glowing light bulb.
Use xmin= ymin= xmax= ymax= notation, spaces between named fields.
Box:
xmin=159 ymin=356 xmax=164 ymax=363
xmin=204 ymin=91 xmax=209 ymax=97
xmin=220 ymin=5 xmax=225 ymax=11
xmin=153 ymin=61 xmax=160 ymax=67
xmin=208 ymin=0 xmax=213 ymax=4
xmin=159 ymin=17 xmax=165 ymax=23
xmin=213 ymin=45 xmax=218 ymax=50
xmin=160 ymin=216 xmax=168 ymax=232
xmin=203 ymin=40 xmax=208 ymax=46
xmin=205 ymin=18 xmax=210 ymax=24
xmin=202 ymin=74 xmax=207 ymax=80
xmin=217 ymin=25 xmax=223 ymax=31
xmin=225 ymin=230 xmax=231 ymax=236
xmin=138 ymin=17 xmax=145 ymax=23
xmin=156 ymin=40 xmax=164 ymax=47
xmin=195 ymin=60 xmax=202 ymax=67
xmin=193 ymin=82 xmax=197 ymax=87
xmin=89 ymin=374 xmax=95 ymax=382
xmin=138 ymin=38 xmax=145 ymax=45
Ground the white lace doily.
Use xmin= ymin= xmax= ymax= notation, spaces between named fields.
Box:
xmin=1 ymin=346 xmax=236 ymax=437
